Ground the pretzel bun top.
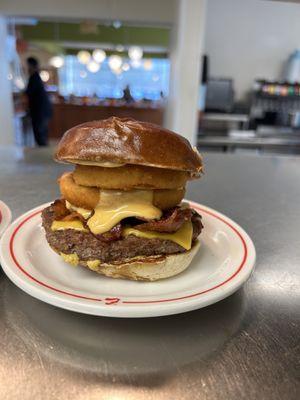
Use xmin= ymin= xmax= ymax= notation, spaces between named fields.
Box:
xmin=55 ymin=117 xmax=203 ymax=176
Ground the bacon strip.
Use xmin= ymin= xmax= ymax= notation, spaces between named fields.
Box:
xmin=61 ymin=212 xmax=86 ymax=223
xmin=51 ymin=200 xmax=86 ymax=223
xmin=52 ymin=199 xmax=69 ymax=220
xmin=191 ymin=210 xmax=203 ymax=239
xmin=93 ymin=223 xmax=123 ymax=242
xmin=51 ymin=199 xmax=202 ymax=242
xmin=134 ymin=207 xmax=193 ymax=233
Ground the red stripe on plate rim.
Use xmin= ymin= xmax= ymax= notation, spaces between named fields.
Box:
xmin=9 ymin=210 xmax=102 ymax=302
xmin=8 ymin=203 xmax=248 ymax=306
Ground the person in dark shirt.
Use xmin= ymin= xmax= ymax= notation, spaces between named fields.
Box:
xmin=25 ymin=57 xmax=52 ymax=146
xmin=122 ymin=85 xmax=134 ymax=103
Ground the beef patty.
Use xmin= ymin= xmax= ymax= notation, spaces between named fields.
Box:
xmin=42 ymin=201 xmax=203 ymax=263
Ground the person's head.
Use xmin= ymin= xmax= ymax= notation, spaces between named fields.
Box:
xmin=27 ymin=57 xmax=39 ymax=75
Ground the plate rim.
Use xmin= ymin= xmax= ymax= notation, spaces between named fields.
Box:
xmin=0 ymin=200 xmax=12 ymax=237
xmin=0 ymin=201 xmax=256 ymax=317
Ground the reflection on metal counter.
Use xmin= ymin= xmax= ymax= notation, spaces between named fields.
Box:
xmin=2 ymin=279 xmax=244 ymax=380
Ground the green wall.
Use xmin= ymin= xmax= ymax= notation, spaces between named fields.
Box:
xmin=20 ymin=21 xmax=170 ymax=48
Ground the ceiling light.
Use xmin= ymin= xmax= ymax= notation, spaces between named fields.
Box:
xmin=40 ymin=70 xmax=50 ymax=82
xmin=112 ymin=20 xmax=122 ymax=29
xmin=122 ymin=62 xmax=130 ymax=72
xmin=77 ymin=50 xmax=91 ymax=65
xmin=79 ymin=70 xmax=87 ymax=78
xmin=92 ymin=49 xmax=106 ymax=63
xmin=14 ymin=77 xmax=25 ymax=90
xmin=49 ymin=55 xmax=64 ymax=68
xmin=114 ymin=68 xmax=122 ymax=76
xmin=128 ymin=46 xmax=143 ymax=61
xmin=143 ymin=59 xmax=153 ymax=71
xmin=131 ymin=59 xmax=141 ymax=69
xmin=108 ymin=55 xmax=122 ymax=71
xmin=87 ymin=60 xmax=100 ymax=73
xmin=116 ymin=44 xmax=124 ymax=52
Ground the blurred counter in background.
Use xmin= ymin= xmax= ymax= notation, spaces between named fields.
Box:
xmin=198 ymin=79 xmax=300 ymax=155
xmin=49 ymin=102 xmax=163 ymax=139
xmin=197 ymin=130 xmax=300 ymax=154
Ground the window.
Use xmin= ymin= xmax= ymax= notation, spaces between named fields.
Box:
xmin=58 ymin=55 xmax=169 ymax=100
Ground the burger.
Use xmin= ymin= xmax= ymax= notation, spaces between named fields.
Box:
xmin=42 ymin=117 xmax=204 ymax=281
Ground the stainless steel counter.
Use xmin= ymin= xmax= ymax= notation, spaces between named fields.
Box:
xmin=0 ymin=146 xmax=299 ymax=400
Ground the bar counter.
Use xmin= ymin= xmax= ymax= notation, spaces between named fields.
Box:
xmin=49 ymin=102 xmax=164 ymax=138
xmin=0 ymin=147 xmax=299 ymax=399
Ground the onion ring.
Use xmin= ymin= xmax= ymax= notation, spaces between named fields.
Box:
xmin=73 ymin=164 xmax=189 ymax=190
xmin=59 ymin=172 xmax=185 ymax=211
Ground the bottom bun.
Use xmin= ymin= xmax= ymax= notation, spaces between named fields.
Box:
xmin=57 ymin=241 xmax=200 ymax=282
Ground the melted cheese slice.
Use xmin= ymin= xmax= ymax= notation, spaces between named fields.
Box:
xmin=65 ymin=201 xmax=92 ymax=219
xmin=87 ymin=190 xmax=162 ymax=235
xmin=51 ymin=220 xmax=87 ymax=232
xmin=60 ymin=252 xmax=79 ymax=266
xmin=123 ymin=221 xmax=193 ymax=250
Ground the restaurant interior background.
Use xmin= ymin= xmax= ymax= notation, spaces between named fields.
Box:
xmin=1 ymin=0 xmax=300 ymax=154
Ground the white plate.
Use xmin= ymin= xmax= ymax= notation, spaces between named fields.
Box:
xmin=0 ymin=200 xmax=12 ymax=237
xmin=0 ymin=201 xmax=256 ymax=318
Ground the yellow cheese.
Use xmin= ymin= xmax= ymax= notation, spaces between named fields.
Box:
xmin=51 ymin=220 xmax=88 ymax=232
xmin=123 ymin=221 xmax=193 ymax=250
xmin=87 ymin=260 xmax=101 ymax=270
xmin=65 ymin=201 xmax=92 ymax=219
xmin=87 ymin=190 xmax=162 ymax=235
xmin=60 ymin=252 xmax=79 ymax=266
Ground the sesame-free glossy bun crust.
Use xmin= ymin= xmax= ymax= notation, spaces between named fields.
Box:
xmin=55 ymin=117 xmax=203 ymax=174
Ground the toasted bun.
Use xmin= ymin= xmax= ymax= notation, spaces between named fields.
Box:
xmin=59 ymin=241 xmax=200 ymax=281
xmin=55 ymin=117 xmax=203 ymax=175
